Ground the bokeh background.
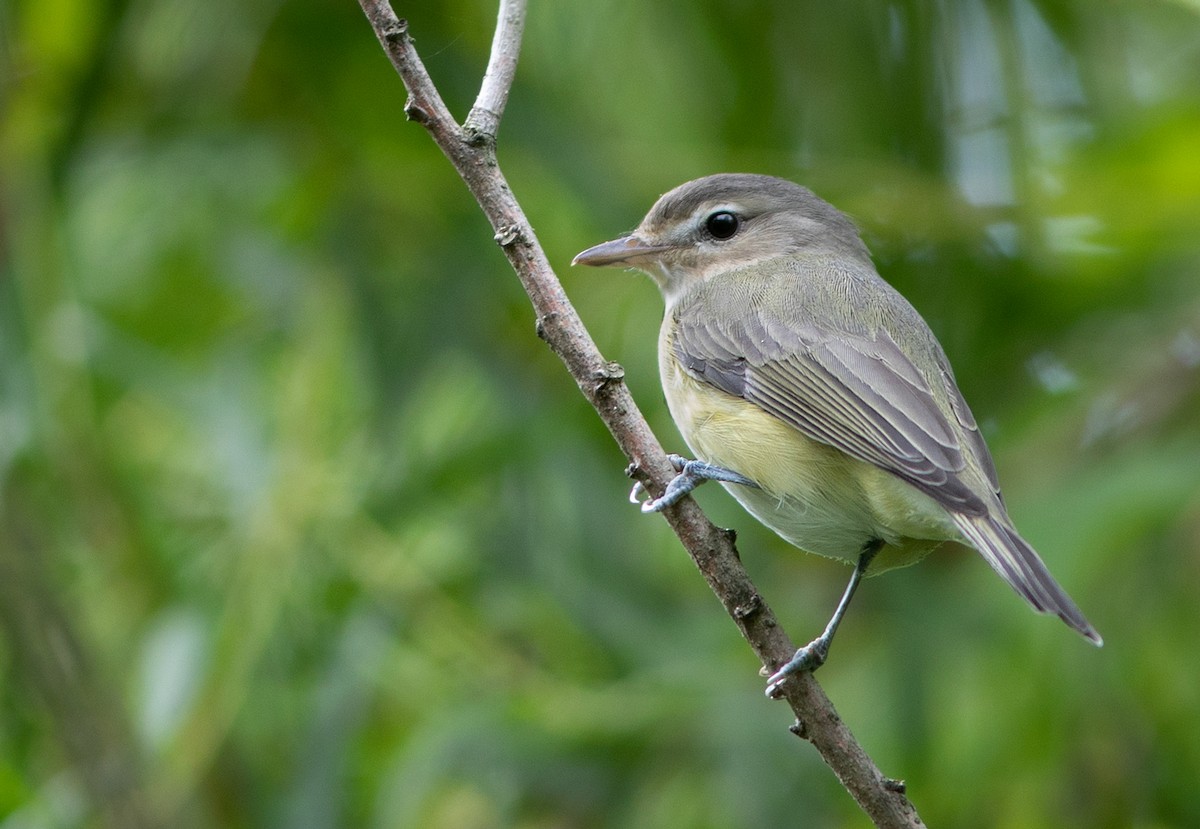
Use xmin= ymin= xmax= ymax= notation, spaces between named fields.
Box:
xmin=3 ymin=0 xmax=1200 ymax=827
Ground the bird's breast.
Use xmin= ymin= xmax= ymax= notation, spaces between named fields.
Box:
xmin=658 ymin=332 xmax=955 ymax=571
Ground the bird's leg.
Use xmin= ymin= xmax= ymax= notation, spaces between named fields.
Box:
xmin=630 ymin=454 xmax=760 ymax=513
xmin=765 ymin=539 xmax=883 ymax=698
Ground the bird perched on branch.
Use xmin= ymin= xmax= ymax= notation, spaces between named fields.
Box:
xmin=574 ymin=173 xmax=1101 ymax=696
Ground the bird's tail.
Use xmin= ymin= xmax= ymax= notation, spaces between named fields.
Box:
xmin=953 ymin=514 xmax=1102 ymax=646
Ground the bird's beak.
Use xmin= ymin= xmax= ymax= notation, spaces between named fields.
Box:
xmin=572 ymin=235 xmax=670 ymax=267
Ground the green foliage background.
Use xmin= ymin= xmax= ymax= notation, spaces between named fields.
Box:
xmin=2 ymin=1 xmax=1199 ymax=827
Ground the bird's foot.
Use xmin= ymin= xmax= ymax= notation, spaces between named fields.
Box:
xmin=765 ymin=638 xmax=830 ymax=698
xmin=629 ymin=454 xmax=759 ymax=513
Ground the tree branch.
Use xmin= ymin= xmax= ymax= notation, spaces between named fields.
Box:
xmin=355 ymin=2 xmax=926 ymax=826
xmin=463 ymin=0 xmax=523 ymax=140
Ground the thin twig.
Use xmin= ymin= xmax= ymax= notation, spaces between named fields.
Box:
xmin=355 ymin=3 xmax=926 ymax=827
xmin=464 ymin=1 xmax=524 ymax=140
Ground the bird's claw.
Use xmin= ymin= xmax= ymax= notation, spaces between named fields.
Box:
xmin=764 ymin=640 xmax=829 ymax=698
xmin=629 ymin=480 xmax=647 ymax=505
xmin=629 ymin=456 xmax=759 ymax=513
xmin=628 ymin=478 xmax=684 ymax=513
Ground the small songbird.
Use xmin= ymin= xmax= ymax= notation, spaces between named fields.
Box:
xmin=573 ymin=173 xmax=1101 ymax=695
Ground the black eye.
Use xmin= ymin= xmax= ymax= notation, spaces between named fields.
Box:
xmin=705 ymin=211 xmax=740 ymax=240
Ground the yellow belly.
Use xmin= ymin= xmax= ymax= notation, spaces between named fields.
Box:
xmin=661 ymin=357 xmax=958 ymax=573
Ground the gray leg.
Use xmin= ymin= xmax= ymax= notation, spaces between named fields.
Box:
xmin=631 ymin=454 xmax=760 ymax=513
xmin=765 ymin=539 xmax=883 ymax=697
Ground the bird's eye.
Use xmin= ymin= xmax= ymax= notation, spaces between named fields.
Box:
xmin=704 ymin=211 xmax=740 ymax=240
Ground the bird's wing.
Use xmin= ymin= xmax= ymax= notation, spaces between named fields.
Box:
xmin=672 ymin=300 xmax=990 ymax=516
xmin=673 ymin=295 xmax=1102 ymax=644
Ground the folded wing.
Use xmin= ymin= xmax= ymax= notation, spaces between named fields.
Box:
xmin=672 ymin=293 xmax=1100 ymax=643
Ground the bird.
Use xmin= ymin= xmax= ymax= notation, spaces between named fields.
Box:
xmin=572 ymin=173 xmax=1101 ymax=695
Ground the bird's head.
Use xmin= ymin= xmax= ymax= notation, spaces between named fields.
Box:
xmin=572 ymin=173 xmax=870 ymax=304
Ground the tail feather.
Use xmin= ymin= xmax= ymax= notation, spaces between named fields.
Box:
xmin=953 ymin=515 xmax=1102 ymax=646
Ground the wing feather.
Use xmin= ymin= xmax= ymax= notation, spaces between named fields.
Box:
xmin=673 ymin=302 xmax=988 ymax=516
xmin=665 ymin=261 xmax=1098 ymax=643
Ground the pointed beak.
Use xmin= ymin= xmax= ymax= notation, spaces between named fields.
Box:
xmin=572 ymin=235 xmax=670 ymax=267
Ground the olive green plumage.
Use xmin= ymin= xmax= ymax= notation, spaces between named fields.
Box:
xmin=575 ymin=173 xmax=1100 ymax=647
